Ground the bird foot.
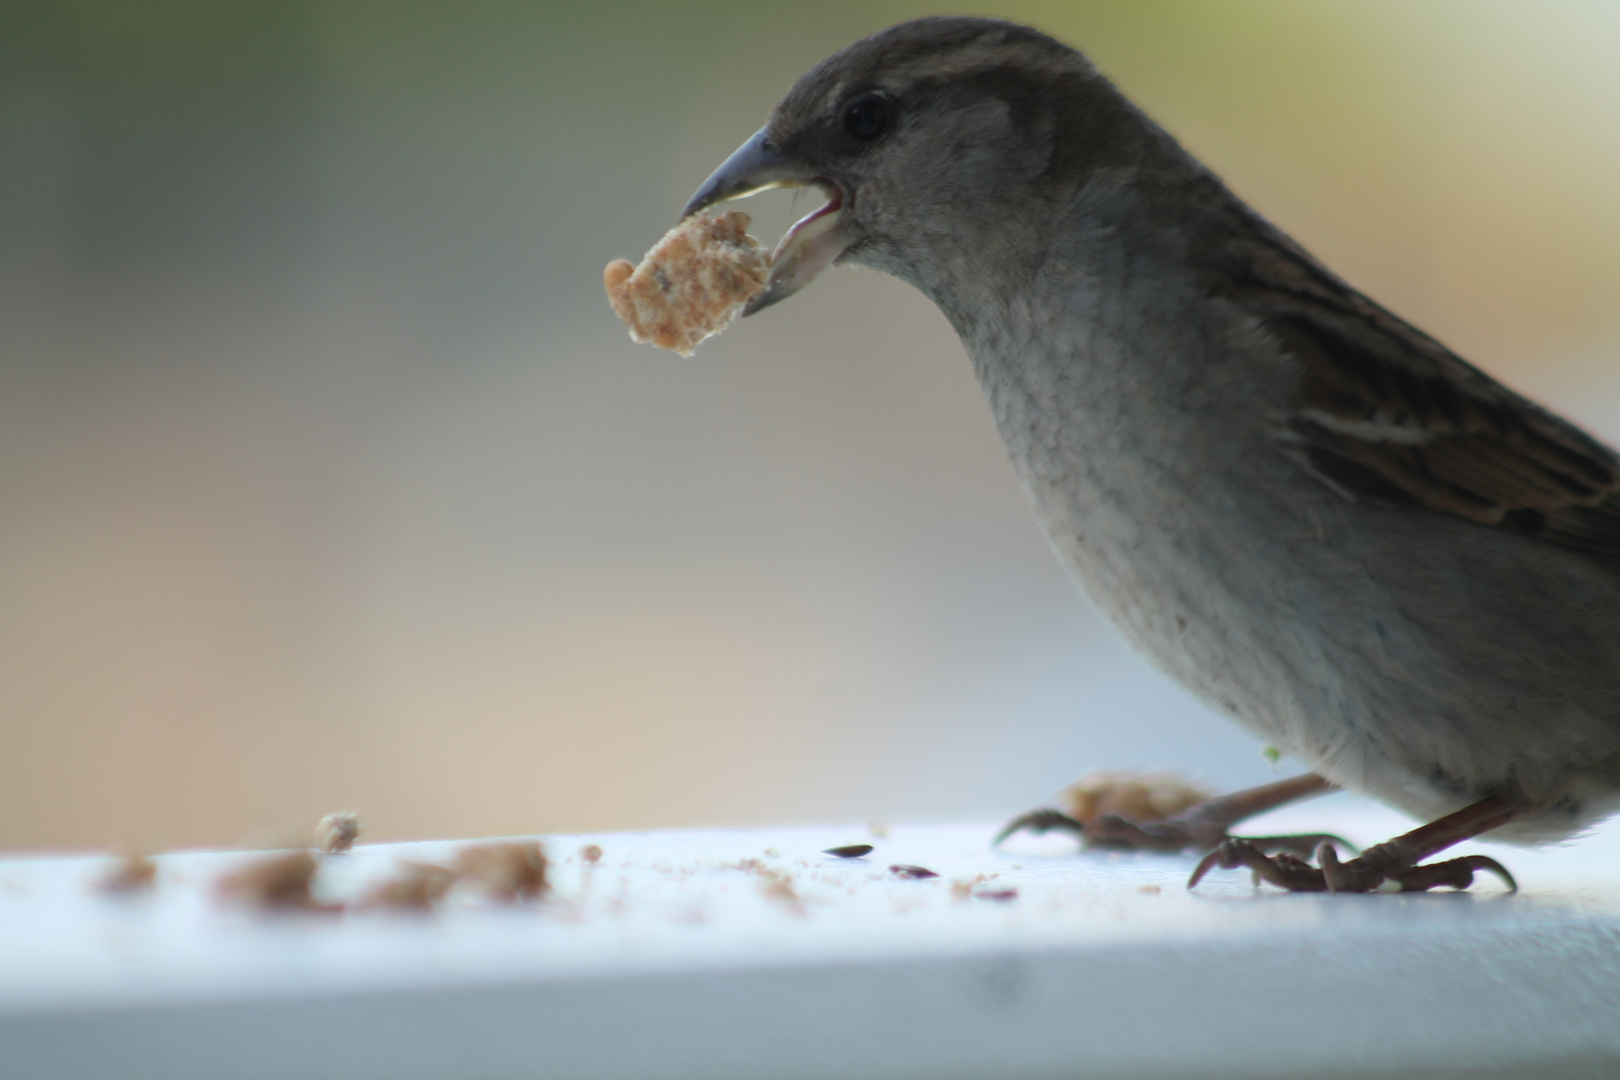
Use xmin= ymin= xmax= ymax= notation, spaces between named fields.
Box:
xmin=1083 ymin=812 xmax=1354 ymax=859
xmin=994 ymin=798 xmax=1351 ymax=858
xmin=991 ymin=777 xmax=1347 ymax=861
xmin=1188 ymin=837 xmax=1517 ymax=893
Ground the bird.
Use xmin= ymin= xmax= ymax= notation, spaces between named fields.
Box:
xmin=678 ymin=16 xmax=1620 ymax=892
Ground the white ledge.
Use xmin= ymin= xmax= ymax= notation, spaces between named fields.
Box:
xmin=3 ymin=800 xmax=1619 ymax=1080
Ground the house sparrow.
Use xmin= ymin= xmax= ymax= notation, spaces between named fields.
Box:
xmin=679 ymin=17 xmax=1620 ymax=892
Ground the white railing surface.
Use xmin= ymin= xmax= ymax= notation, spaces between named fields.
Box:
xmin=3 ymin=798 xmax=1618 ymax=1080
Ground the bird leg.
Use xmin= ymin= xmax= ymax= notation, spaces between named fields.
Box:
xmin=1188 ymin=794 xmax=1520 ymax=893
xmin=995 ymin=773 xmax=1347 ymax=858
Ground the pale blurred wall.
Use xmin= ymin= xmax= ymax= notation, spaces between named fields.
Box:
xmin=2 ymin=1 xmax=1619 ymax=851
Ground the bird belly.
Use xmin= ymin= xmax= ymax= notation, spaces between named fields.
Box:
xmin=974 ymin=335 xmax=1620 ymax=843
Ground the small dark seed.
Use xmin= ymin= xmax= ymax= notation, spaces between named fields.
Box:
xmin=974 ymin=888 xmax=1019 ymax=902
xmin=889 ymin=864 xmax=939 ymax=879
xmin=822 ymin=844 xmax=874 ymax=859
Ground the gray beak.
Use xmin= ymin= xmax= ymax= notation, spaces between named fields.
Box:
xmin=682 ymin=129 xmax=809 ymax=219
xmin=682 ymin=128 xmax=855 ymax=317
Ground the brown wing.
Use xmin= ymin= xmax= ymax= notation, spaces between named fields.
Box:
xmin=1203 ymin=212 xmax=1620 ymax=554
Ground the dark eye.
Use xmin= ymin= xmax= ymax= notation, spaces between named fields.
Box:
xmin=842 ymin=94 xmax=891 ymax=142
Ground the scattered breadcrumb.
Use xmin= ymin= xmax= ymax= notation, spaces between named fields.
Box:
xmin=889 ymin=864 xmax=939 ymax=880
xmin=733 ymin=855 xmax=806 ymax=913
xmin=1138 ymin=884 xmax=1162 ymax=895
xmin=315 ymin=811 xmax=362 ymax=854
xmin=951 ymin=874 xmax=989 ymax=901
xmin=216 ymin=850 xmax=324 ymax=912
xmin=1059 ymin=771 xmax=1209 ymax=825
xmin=357 ymin=861 xmax=456 ymax=912
xmin=97 ymin=851 xmax=157 ymax=896
xmin=756 ymin=871 xmax=806 ymax=916
xmin=822 ymin=844 xmax=873 ymax=859
xmin=580 ymin=844 xmax=603 ymax=865
xmin=454 ymin=841 xmax=548 ymax=902
xmin=603 ymin=210 xmax=769 ymax=356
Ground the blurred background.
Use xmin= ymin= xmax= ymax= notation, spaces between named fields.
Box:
xmin=3 ymin=1 xmax=1620 ymax=852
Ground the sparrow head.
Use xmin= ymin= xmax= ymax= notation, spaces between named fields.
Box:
xmin=684 ymin=17 xmax=1182 ymax=315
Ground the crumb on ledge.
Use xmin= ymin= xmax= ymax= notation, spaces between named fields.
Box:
xmin=315 ymin=811 xmax=363 ymax=854
xmin=756 ymin=870 xmax=806 ymax=916
xmin=357 ymin=861 xmax=457 ymax=913
xmin=580 ymin=843 xmax=603 ymax=865
xmin=1059 ymin=771 xmax=1209 ymax=825
xmin=97 ymin=851 xmax=157 ymax=896
xmin=216 ymin=850 xmax=324 ymax=912
xmin=454 ymin=841 xmax=549 ymax=902
xmin=603 ymin=210 xmax=769 ymax=357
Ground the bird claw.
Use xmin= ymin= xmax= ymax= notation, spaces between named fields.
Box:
xmin=1189 ymin=838 xmax=1517 ymax=894
xmin=1242 ymin=832 xmax=1359 ymax=859
xmin=1189 ymin=838 xmax=1326 ymax=891
xmin=992 ymin=808 xmax=1088 ymax=846
xmin=1079 ymin=813 xmax=1200 ymax=853
xmin=1390 ymin=854 xmax=1517 ymax=893
xmin=993 ymin=806 xmax=1206 ymax=853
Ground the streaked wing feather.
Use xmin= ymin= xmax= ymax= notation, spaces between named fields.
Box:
xmin=1204 ymin=213 xmax=1620 ymax=553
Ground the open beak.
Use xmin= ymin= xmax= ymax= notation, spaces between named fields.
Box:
xmin=682 ymin=128 xmax=854 ymax=316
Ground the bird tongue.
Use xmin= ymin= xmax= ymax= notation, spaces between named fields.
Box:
xmin=745 ymin=191 xmax=852 ymax=316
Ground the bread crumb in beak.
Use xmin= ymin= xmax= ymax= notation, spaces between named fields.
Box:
xmin=603 ymin=210 xmax=769 ymax=356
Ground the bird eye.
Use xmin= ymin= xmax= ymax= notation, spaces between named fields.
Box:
xmin=842 ymin=94 xmax=891 ymax=142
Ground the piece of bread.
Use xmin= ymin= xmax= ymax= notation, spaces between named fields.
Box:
xmin=603 ymin=211 xmax=769 ymax=357
xmin=1059 ymin=771 xmax=1209 ymax=825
